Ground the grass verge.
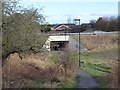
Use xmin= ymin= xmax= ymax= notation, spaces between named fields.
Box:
xmin=79 ymin=49 xmax=118 ymax=88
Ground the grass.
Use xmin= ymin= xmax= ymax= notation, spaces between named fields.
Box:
xmin=3 ymin=52 xmax=63 ymax=88
xmin=3 ymin=44 xmax=118 ymax=88
xmin=58 ymin=78 xmax=77 ymax=88
xmin=62 ymin=51 xmax=111 ymax=87
xmin=49 ymin=51 xmax=59 ymax=64
xmin=81 ymin=64 xmax=110 ymax=88
xmin=48 ymin=51 xmax=80 ymax=88
xmin=79 ymin=48 xmax=118 ymax=88
xmin=71 ymin=38 xmax=118 ymax=88
xmin=23 ymin=77 xmax=62 ymax=88
xmin=66 ymin=48 xmax=118 ymax=88
xmin=81 ymin=64 xmax=110 ymax=77
xmin=72 ymin=33 xmax=118 ymax=52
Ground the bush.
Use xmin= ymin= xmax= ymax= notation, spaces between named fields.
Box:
xmin=41 ymin=25 xmax=51 ymax=32
xmin=2 ymin=13 xmax=48 ymax=59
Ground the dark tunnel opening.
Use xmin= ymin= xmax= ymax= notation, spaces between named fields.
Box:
xmin=50 ymin=41 xmax=69 ymax=51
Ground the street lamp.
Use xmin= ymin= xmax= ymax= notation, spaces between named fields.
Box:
xmin=74 ymin=19 xmax=81 ymax=68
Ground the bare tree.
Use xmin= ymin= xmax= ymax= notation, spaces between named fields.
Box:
xmin=67 ymin=17 xmax=72 ymax=24
xmin=90 ymin=19 xmax=96 ymax=29
xmin=95 ymin=16 xmax=118 ymax=31
xmin=3 ymin=0 xmax=20 ymax=16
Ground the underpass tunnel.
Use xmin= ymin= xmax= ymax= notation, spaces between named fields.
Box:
xmin=50 ymin=41 xmax=69 ymax=51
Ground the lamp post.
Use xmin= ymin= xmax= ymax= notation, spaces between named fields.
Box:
xmin=74 ymin=19 xmax=80 ymax=68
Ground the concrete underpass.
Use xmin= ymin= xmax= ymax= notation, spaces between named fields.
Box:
xmin=43 ymin=35 xmax=87 ymax=52
xmin=50 ymin=41 xmax=69 ymax=51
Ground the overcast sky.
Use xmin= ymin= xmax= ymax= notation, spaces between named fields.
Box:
xmin=19 ymin=0 xmax=118 ymax=24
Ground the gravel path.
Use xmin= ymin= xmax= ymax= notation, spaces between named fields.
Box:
xmin=76 ymin=70 xmax=100 ymax=89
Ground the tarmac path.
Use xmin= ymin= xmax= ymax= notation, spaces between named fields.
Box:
xmin=76 ymin=70 xmax=100 ymax=89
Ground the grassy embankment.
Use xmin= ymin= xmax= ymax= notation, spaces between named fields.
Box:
xmin=48 ymin=51 xmax=79 ymax=88
xmin=2 ymin=33 xmax=118 ymax=88
xmin=2 ymin=51 xmax=79 ymax=88
xmin=80 ymin=48 xmax=118 ymax=88
xmin=67 ymin=48 xmax=118 ymax=88
xmin=70 ymin=33 xmax=118 ymax=88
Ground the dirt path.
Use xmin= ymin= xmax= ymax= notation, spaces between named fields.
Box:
xmin=76 ymin=70 xmax=100 ymax=88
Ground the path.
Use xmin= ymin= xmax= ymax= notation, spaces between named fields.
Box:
xmin=56 ymin=51 xmax=100 ymax=88
xmin=76 ymin=70 xmax=100 ymax=88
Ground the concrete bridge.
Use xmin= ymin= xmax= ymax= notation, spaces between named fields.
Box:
xmin=43 ymin=35 xmax=87 ymax=52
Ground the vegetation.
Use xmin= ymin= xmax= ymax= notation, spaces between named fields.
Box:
xmin=80 ymin=16 xmax=118 ymax=32
xmin=41 ymin=25 xmax=51 ymax=33
xmin=2 ymin=0 xmax=119 ymax=89
xmin=2 ymin=51 xmax=79 ymax=88
xmin=66 ymin=48 xmax=118 ymax=88
xmin=2 ymin=0 xmax=48 ymax=59
xmin=2 ymin=0 xmax=79 ymax=88
xmin=95 ymin=17 xmax=118 ymax=32
xmin=48 ymin=51 xmax=79 ymax=88
xmin=68 ymin=33 xmax=118 ymax=88
xmin=72 ymin=34 xmax=118 ymax=52
xmin=80 ymin=49 xmax=118 ymax=88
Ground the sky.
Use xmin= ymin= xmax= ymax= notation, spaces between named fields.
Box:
xmin=19 ymin=0 xmax=119 ymax=24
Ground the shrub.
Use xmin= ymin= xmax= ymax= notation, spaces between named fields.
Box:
xmin=2 ymin=13 xmax=48 ymax=59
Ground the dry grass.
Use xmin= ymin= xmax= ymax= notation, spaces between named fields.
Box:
xmin=2 ymin=52 xmax=78 ymax=88
xmin=21 ymin=52 xmax=54 ymax=69
xmin=72 ymin=33 xmax=119 ymax=88
xmin=103 ymin=61 xmax=119 ymax=88
xmin=72 ymin=33 xmax=118 ymax=52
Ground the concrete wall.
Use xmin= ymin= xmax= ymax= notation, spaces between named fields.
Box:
xmin=42 ymin=35 xmax=69 ymax=51
xmin=68 ymin=36 xmax=87 ymax=52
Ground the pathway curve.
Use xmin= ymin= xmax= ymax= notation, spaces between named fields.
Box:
xmin=76 ymin=70 xmax=100 ymax=88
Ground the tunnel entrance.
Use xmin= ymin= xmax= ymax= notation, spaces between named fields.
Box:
xmin=50 ymin=41 xmax=69 ymax=51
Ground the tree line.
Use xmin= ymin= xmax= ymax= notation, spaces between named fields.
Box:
xmin=66 ymin=16 xmax=118 ymax=33
xmin=89 ymin=16 xmax=118 ymax=32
